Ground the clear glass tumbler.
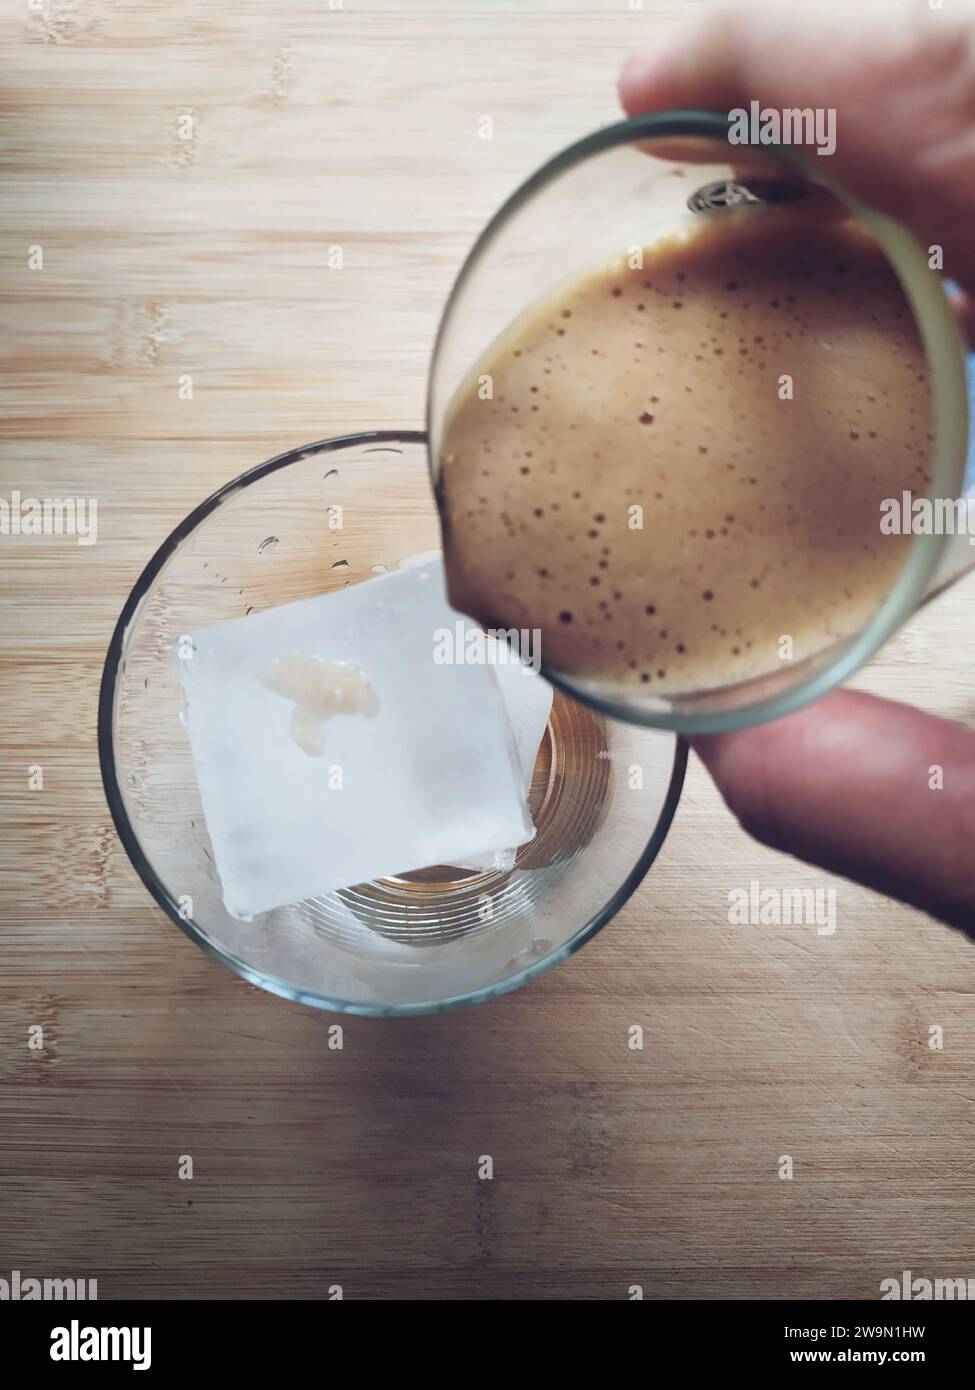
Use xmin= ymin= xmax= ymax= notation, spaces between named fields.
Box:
xmin=427 ymin=110 xmax=970 ymax=734
xmin=99 ymin=433 xmax=685 ymax=1015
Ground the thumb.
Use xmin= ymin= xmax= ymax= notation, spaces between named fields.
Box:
xmin=619 ymin=0 xmax=975 ymax=298
xmin=693 ymin=690 xmax=975 ymax=937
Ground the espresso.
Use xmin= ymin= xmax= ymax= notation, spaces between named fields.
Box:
xmin=438 ymin=209 xmax=932 ymax=695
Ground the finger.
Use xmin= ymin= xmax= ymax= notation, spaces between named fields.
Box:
xmin=693 ymin=690 xmax=975 ymax=937
xmin=949 ymin=286 xmax=975 ymax=348
xmin=619 ymin=0 xmax=975 ymax=297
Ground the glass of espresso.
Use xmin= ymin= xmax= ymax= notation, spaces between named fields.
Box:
xmin=428 ymin=111 xmax=969 ymax=734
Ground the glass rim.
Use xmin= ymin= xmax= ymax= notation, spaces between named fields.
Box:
xmin=97 ymin=430 xmax=689 ymax=1017
xmin=425 ymin=109 xmax=970 ymax=734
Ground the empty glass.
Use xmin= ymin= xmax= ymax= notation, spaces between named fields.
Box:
xmin=99 ymin=434 xmax=685 ymax=1015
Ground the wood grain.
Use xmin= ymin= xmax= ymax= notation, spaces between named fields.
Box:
xmin=1 ymin=0 xmax=973 ymax=1300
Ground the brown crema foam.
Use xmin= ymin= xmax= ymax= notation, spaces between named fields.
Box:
xmin=438 ymin=208 xmax=932 ymax=696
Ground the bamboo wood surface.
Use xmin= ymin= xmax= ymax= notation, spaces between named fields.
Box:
xmin=1 ymin=0 xmax=973 ymax=1300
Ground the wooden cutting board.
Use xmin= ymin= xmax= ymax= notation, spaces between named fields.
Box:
xmin=1 ymin=0 xmax=972 ymax=1299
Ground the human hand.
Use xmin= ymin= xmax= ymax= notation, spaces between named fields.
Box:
xmin=620 ymin=0 xmax=975 ymax=935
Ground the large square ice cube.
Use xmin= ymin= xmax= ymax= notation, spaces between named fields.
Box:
xmin=459 ymin=640 xmax=552 ymax=872
xmin=176 ymin=560 xmax=532 ymax=918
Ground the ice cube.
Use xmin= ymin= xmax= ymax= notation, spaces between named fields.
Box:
xmin=494 ymin=646 xmax=554 ymax=787
xmin=458 ymin=638 xmax=553 ymax=872
xmin=175 ymin=560 xmax=532 ymax=919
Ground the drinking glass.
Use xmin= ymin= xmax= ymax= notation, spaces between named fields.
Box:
xmin=99 ymin=433 xmax=686 ymax=1015
xmin=427 ymin=110 xmax=970 ymax=733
